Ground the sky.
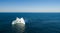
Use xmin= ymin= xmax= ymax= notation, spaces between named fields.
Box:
xmin=0 ymin=0 xmax=60 ymax=12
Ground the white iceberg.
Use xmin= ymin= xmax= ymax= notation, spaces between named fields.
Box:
xmin=12 ymin=17 xmax=25 ymax=33
xmin=12 ymin=17 xmax=25 ymax=25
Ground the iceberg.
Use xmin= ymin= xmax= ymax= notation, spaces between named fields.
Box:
xmin=12 ymin=17 xmax=25 ymax=33
xmin=12 ymin=17 xmax=25 ymax=25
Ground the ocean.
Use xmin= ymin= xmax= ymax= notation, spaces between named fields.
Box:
xmin=0 ymin=13 xmax=60 ymax=33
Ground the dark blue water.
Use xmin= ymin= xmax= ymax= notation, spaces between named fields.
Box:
xmin=0 ymin=13 xmax=60 ymax=33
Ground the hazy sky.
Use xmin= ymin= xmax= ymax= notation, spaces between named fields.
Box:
xmin=0 ymin=0 xmax=60 ymax=12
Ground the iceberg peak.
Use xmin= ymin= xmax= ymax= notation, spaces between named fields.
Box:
xmin=12 ymin=17 xmax=25 ymax=25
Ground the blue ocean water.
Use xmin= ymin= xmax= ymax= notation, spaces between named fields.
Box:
xmin=0 ymin=13 xmax=60 ymax=33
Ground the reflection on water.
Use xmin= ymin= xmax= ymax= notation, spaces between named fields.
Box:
xmin=12 ymin=23 xmax=25 ymax=33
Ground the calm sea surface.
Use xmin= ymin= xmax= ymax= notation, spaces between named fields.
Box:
xmin=0 ymin=13 xmax=60 ymax=33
